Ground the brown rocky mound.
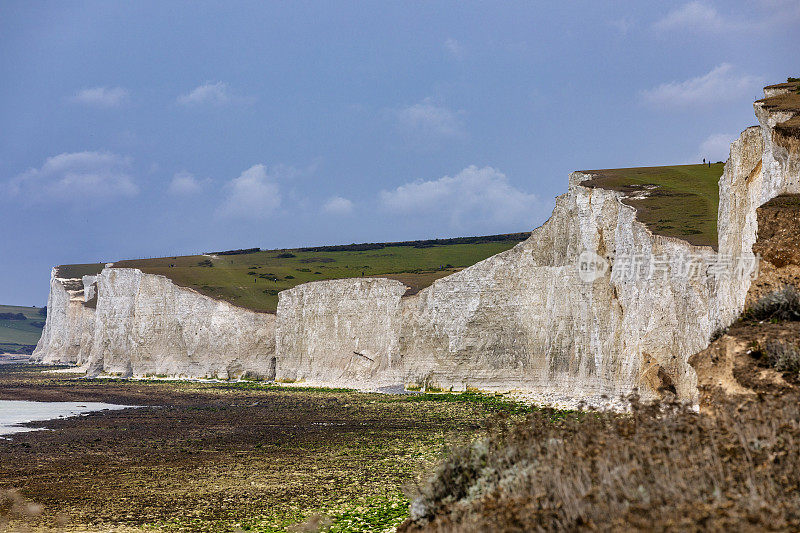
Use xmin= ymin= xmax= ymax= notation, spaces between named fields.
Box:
xmin=691 ymin=194 xmax=800 ymax=408
xmin=748 ymin=194 xmax=800 ymax=304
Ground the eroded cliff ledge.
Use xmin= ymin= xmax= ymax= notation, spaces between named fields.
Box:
xmin=33 ymin=82 xmax=800 ymax=406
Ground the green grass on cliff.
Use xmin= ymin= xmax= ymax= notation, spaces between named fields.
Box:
xmin=581 ymin=163 xmax=724 ymax=248
xmin=53 ymin=163 xmax=727 ymax=313
xmin=57 ymin=234 xmax=531 ymax=313
xmin=0 ymin=305 xmax=45 ymax=353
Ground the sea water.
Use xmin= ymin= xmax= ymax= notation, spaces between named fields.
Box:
xmin=0 ymin=400 xmax=131 ymax=436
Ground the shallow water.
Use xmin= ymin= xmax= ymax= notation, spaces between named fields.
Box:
xmin=0 ymin=354 xmax=30 ymax=365
xmin=0 ymin=400 xmax=132 ymax=436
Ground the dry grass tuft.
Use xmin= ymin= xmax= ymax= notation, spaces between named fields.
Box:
xmin=401 ymin=394 xmax=800 ymax=532
xmin=756 ymin=340 xmax=800 ymax=379
xmin=748 ymin=285 xmax=800 ymax=321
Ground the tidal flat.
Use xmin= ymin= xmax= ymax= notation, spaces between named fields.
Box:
xmin=0 ymin=363 xmax=532 ymax=532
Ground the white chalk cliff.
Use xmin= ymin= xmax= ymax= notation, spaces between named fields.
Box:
xmin=33 ymin=272 xmax=97 ymax=366
xmin=33 ymin=84 xmax=800 ymax=404
xmin=86 ymin=268 xmax=276 ymax=380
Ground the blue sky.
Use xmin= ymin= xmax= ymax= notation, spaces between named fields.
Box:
xmin=1 ymin=1 xmax=797 ymax=306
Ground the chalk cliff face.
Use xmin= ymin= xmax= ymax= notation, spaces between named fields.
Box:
xmin=399 ymin=180 xmax=718 ymax=402
xmin=85 ymin=268 xmax=276 ymax=379
xmin=276 ymin=278 xmax=406 ymax=387
xmin=714 ymin=84 xmax=800 ymax=328
xmin=260 ymin=176 xmax=717 ymax=402
xmin=32 ymin=270 xmax=97 ymax=366
xmin=33 ymin=84 xmax=799 ymax=404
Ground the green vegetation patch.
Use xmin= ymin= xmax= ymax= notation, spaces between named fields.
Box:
xmin=0 ymin=305 xmax=46 ymax=353
xmin=111 ymin=234 xmax=530 ymax=313
xmin=581 ymin=163 xmax=724 ymax=248
xmin=390 ymin=391 xmax=541 ymax=416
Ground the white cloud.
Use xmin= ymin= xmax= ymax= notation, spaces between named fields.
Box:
xmin=649 ymin=0 xmax=800 ymax=38
xmin=654 ymin=2 xmax=734 ymax=33
xmin=322 ymin=196 xmax=354 ymax=215
xmin=216 ymin=164 xmax=281 ymax=219
xmin=178 ymin=81 xmax=231 ymax=106
xmin=72 ymin=86 xmax=129 ymax=107
xmin=168 ymin=171 xmax=209 ymax=195
xmin=656 ymin=1 xmax=800 ymax=33
xmin=443 ymin=38 xmax=463 ymax=59
xmin=640 ymin=64 xmax=762 ymax=107
xmin=7 ymin=151 xmax=137 ymax=204
xmin=380 ymin=165 xmax=540 ymax=232
xmin=395 ymin=98 xmax=466 ymax=143
xmin=697 ymin=133 xmax=734 ymax=163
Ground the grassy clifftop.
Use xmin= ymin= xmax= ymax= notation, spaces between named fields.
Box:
xmin=761 ymin=79 xmax=800 ymax=136
xmin=58 ymin=234 xmax=531 ymax=313
xmin=581 ymin=163 xmax=724 ymax=248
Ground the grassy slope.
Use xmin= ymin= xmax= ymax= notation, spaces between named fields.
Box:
xmin=116 ymin=240 xmax=525 ymax=313
xmin=581 ymin=163 xmax=724 ymax=248
xmin=57 ymin=237 xmax=529 ymax=313
xmin=0 ymin=305 xmax=45 ymax=353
